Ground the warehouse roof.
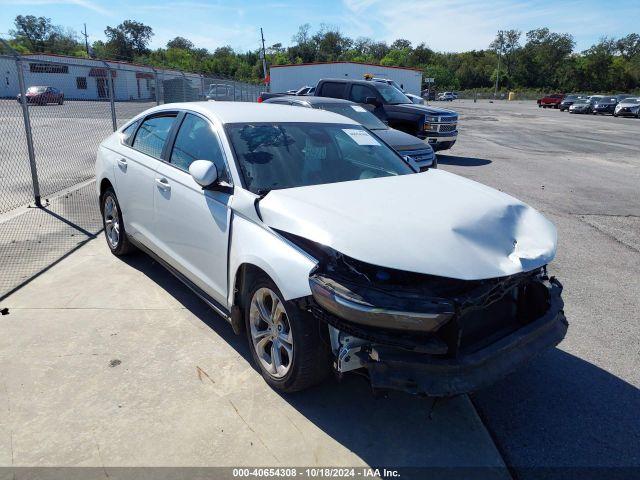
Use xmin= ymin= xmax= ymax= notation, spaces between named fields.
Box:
xmin=269 ymin=61 xmax=423 ymax=73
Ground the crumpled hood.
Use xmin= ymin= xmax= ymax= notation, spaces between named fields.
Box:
xmin=258 ymin=170 xmax=556 ymax=280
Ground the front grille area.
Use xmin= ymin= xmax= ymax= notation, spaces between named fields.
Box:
xmin=439 ymin=116 xmax=458 ymax=123
xmin=438 ymin=124 xmax=457 ymax=132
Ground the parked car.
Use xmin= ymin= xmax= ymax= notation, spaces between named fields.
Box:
xmin=257 ymin=85 xmax=316 ymax=103
xmin=205 ymin=84 xmax=235 ymax=101
xmin=568 ymin=98 xmax=592 ymax=114
xmin=264 ymin=95 xmax=436 ymax=169
xmin=614 ymin=97 xmax=640 ymax=117
xmin=96 ymin=102 xmax=567 ymax=396
xmin=16 ymin=86 xmax=64 ymax=105
xmin=314 ymin=78 xmax=458 ymax=151
xmin=592 ymin=96 xmax=620 ymax=115
xmin=558 ymin=94 xmax=586 ymax=111
xmin=537 ymin=94 xmax=564 ymax=108
xmin=438 ymin=92 xmax=456 ymax=101
xmin=421 ymin=89 xmax=436 ymax=101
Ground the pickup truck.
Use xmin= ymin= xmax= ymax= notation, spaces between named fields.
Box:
xmin=537 ymin=94 xmax=564 ymax=108
xmin=314 ymin=78 xmax=458 ymax=151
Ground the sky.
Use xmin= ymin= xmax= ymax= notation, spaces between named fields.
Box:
xmin=1 ymin=0 xmax=639 ymax=54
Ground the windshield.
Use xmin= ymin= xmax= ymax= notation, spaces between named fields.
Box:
xmin=374 ymin=83 xmax=411 ymax=104
xmin=597 ymin=97 xmax=616 ymax=103
xmin=27 ymin=86 xmax=47 ymax=93
xmin=226 ymin=122 xmax=413 ymax=194
xmin=317 ymin=103 xmax=387 ymax=130
xmin=574 ymin=99 xmax=588 ymax=105
xmin=620 ymin=98 xmax=640 ymax=104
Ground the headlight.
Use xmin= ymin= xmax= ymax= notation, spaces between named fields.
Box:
xmin=425 ymin=115 xmax=439 ymax=123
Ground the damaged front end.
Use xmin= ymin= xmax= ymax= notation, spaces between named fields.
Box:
xmin=285 ymin=232 xmax=568 ymax=397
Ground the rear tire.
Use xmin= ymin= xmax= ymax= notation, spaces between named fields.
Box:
xmin=100 ymin=188 xmax=136 ymax=256
xmin=244 ymin=275 xmax=331 ymax=392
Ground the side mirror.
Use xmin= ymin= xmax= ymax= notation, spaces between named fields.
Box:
xmin=365 ymin=96 xmax=379 ymax=106
xmin=189 ymin=160 xmax=218 ymax=188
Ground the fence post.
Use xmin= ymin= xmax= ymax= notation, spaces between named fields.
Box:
xmin=102 ymin=61 xmax=117 ymax=131
xmin=152 ymin=68 xmax=160 ymax=105
xmin=181 ymin=72 xmax=187 ymax=102
xmin=16 ymin=58 xmax=42 ymax=207
xmin=158 ymin=69 xmax=164 ymax=104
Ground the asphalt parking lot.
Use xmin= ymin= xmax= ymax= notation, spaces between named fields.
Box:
xmin=0 ymin=99 xmax=639 ymax=478
xmin=439 ymin=100 xmax=640 ymax=479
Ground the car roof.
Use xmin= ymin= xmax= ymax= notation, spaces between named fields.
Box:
xmin=140 ymin=101 xmax=361 ymax=125
xmin=265 ymin=96 xmax=356 ymax=105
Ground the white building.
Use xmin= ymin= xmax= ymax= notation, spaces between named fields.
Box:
xmin=269 ymin=62 xmax=423 ymax=95
xmin=0 ymin=53 xmax=202 ymax=101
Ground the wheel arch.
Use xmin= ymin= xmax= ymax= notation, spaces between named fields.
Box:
xmin=228 ymin=215 xmax=317 ymax=310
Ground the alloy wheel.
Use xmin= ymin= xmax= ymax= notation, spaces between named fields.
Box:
xmin=103 ymin=195 xmax=120 ymax=249
xmin=249 ymin=287 xmax=293 ymax=378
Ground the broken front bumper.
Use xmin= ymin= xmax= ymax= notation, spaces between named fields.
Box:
xmin=310 ymin=274 xmax=567 ymax=396
xmin=366 ymin=288 xmax=567 ymax=396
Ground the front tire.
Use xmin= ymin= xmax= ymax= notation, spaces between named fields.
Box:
xmin=244 ymin=275 xmax=330 ymax=392
xmin=101 ymin=188 xmax=136 ymax=256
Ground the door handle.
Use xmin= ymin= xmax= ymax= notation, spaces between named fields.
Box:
xmin=155 ymin=178 xmax=171 ymax=191
xmin=117 ymin=158 xmax=127 ymax=169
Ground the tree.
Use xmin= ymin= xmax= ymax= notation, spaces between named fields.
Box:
xmin=104 ymin=20 xmax=153 ymax=60
xmin=490 ymin=29 xmax=521 ymax=79
xmin=616 ymin=34 xmax=640 ymax=59
xmin=390 ymin=39 xmax=412 ymax=50
xmin=167 ymin=36 xmax=193 ymax=50
xmin=11 ymin=15 xmax=51 ymax=52
xmin=312 ymin=25 xmax=352 ymax=61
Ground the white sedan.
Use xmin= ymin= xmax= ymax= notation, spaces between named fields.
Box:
xmin=95 ymin=102 xmax=567 ymax=396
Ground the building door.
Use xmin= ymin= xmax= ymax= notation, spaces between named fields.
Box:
xmin=96 ymin=78 xmax=108 ymax=99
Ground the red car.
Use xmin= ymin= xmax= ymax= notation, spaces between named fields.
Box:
xmin=16 ymin=86 xmax=64 ymax=105
xmin=537 ymin=94 xmax=564 ymax=108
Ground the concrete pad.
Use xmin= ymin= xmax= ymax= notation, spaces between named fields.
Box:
xmin=0 ymin=238 xmax=508 ymax=476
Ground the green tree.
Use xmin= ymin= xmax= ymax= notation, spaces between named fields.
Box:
xmin=104 ymin=20 xmax=153 ymax=60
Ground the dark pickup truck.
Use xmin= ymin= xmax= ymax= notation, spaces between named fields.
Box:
xmin=314 ymin=78 xmax=458 ymax=151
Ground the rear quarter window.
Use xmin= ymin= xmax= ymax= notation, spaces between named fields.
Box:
xmin=132 ymin=115 xmax=176 ymax=159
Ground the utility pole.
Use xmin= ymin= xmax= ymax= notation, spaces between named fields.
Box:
xmin=494 ymin=30 xmax=503 ymax=100
xmin=82 ymin=23 xmax=89 ymax=56
xmin=260 ymin=27 xmax=268 ymax=87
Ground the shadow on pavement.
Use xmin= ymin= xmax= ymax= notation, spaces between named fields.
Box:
xmin=437 ymin=155 xmax=492 ymax=167
xmin=472 ymin=348 xmax=640 ymax=480
xmin=121 ymin=252 xmax=510 ymax=479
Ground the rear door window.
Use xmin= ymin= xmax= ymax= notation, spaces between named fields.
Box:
xmin=318 ymin=82 xmax=346 ymax=99
xmin=132 ymin=115 xmax=176 ymax=159
xmin=170 ymin=113 xmax=229 ymax=182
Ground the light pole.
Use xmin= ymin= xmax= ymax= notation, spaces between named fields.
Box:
xmin=260 ymin=28 xmax=268 ymax=89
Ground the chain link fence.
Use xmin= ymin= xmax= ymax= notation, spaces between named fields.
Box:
xmin=0 ymin=43 xmax=263 ymax=300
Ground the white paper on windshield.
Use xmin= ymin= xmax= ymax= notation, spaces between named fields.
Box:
xmin=342 ymin=128 xmax=380 ymax=146
xmin=351 ymin=105 xmax=367 ymax=113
